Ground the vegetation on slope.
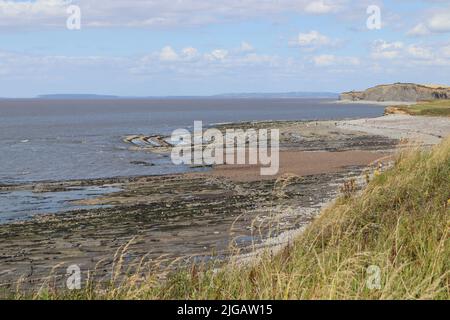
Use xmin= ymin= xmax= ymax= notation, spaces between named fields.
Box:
xmin=388 ymin=100 xmax=450 ymax=117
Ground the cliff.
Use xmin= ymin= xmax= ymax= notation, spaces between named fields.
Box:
xmin=340 ymin=83 xmax=450 ymax=102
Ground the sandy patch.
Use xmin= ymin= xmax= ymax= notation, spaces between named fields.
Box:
xmin=204 ymin=150 xmax=390 ymax=182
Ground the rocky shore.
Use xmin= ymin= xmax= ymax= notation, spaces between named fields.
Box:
xmin=1 ymin=115 xmax=449 ymax=290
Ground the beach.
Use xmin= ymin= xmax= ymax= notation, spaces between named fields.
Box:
xmin=1 ymin=113 xmax=449 ymax=289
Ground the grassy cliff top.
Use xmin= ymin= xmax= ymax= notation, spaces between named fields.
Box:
xmin=388 ymin=100 xmax=450 ymax=117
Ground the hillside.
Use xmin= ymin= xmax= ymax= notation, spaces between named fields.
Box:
xmin=340 ymin=83 xmax=450 ymax=102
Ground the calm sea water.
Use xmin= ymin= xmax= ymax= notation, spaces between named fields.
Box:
xmin=0 ymin=185 xmax=122 ymax=224
xmin=0 ymin=98 xmax=384 ymax=184
xmin=0 ymin=98 xmax=385 ymax=222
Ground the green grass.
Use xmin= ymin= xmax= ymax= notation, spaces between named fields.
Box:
xmin=9 ymin=137 xmax=450 ymax=300
xmin=395 ymin=100 xmax=450 ymax=117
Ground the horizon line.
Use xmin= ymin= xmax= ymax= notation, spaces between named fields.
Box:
xmin=0 ymin=91 xmax=340 ymax=100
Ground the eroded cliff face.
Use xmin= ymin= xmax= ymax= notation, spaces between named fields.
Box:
xmin=340 ymin=83 xmax=450 ymax=102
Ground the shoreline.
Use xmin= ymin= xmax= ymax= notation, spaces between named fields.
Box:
xmin=334 ymin=99 xmax=416 ymax=106
xmin=1 ymin=114 xmax=449 ymax=289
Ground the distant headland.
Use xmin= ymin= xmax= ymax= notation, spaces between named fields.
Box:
xmin=30 ymin=92 xmax=339 ymax=100
xmin=340 ymin=83 xmax=450 ymax=102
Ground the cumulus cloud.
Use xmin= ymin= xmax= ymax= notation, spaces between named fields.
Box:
xmin=0 ymin=44 xmax=292 ymax=82
xmin=159 ymin=46 xmax=179 ymax=62
xmin=408 ymin=8 xmax=450 ymax=36
xmin=130 ymin=44 xmax=295 ymax=77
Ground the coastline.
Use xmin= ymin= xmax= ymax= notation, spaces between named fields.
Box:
xmin=334 ymin=99 xmax=416 ymax=106
xmin=1 ymin=114 xmax=449 ymax=289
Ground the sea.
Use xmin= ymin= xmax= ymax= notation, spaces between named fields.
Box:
xmin=0 ymin=98 xmax=384 ymax=222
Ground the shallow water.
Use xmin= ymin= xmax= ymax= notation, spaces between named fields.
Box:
xmin=0 ymin=185 xmax=122 ymax=223
xmin=0 ymin=98 xmax=384 ymax=184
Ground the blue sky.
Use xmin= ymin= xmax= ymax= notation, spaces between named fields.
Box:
xmin=0 ymin=0 xmax=449 ymax=97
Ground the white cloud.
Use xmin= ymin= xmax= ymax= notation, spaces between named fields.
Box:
xmin=0 ymin=0 xmax=69 ymax=26
xmin=0 ymin=43 xmax=291 ymax=80
xmin=159 ymin=46 xmax=179 ymax=62
xmin=406 ymin=45 xmax=433 ymax=60
xmin=181 ymin=47 xmax=199 ymax=60
xmin=0 ymin=50 xmax=126 ymax=78
xmin=428 ymin=11 xmax=450 ymax=32
xmin=132 ymin=45 xmax=295 ymax=77
xmin=312 ymin=54 xmax=359 ymax=67
xmin=371 ymin=40 xmax=404 ymax=59
xmin=312 ymin=54 xmax=336 ymax=66
xmin=298 ymin=31 xmax=331 ymax=46
xmin=408 ymin=23 xmax=430 ymax=36
xmin=369 ymin=40 xmax=450 ymax=67
xmin=408 ymin=8 xmax=450 ymax=36
xmin=0 ymin=0 xmax=69 ymax=15
xmin=241 ymin=53 xmax=275 ymax=64
xmin=290 ymin=30 xmax=338 ymax=51
xmin=304 ymin=1 xmax=336 ymax=14
xmin=158 ymin=46 xmax=202 ymax=62
xmin=206 ymin=49 xmax=229 ymax=61
xmin=0 ymin=0 xmax=346 ymax=28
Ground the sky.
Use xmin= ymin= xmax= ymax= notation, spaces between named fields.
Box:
xmin=0 ymin=0 xmax=449 ymax=97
